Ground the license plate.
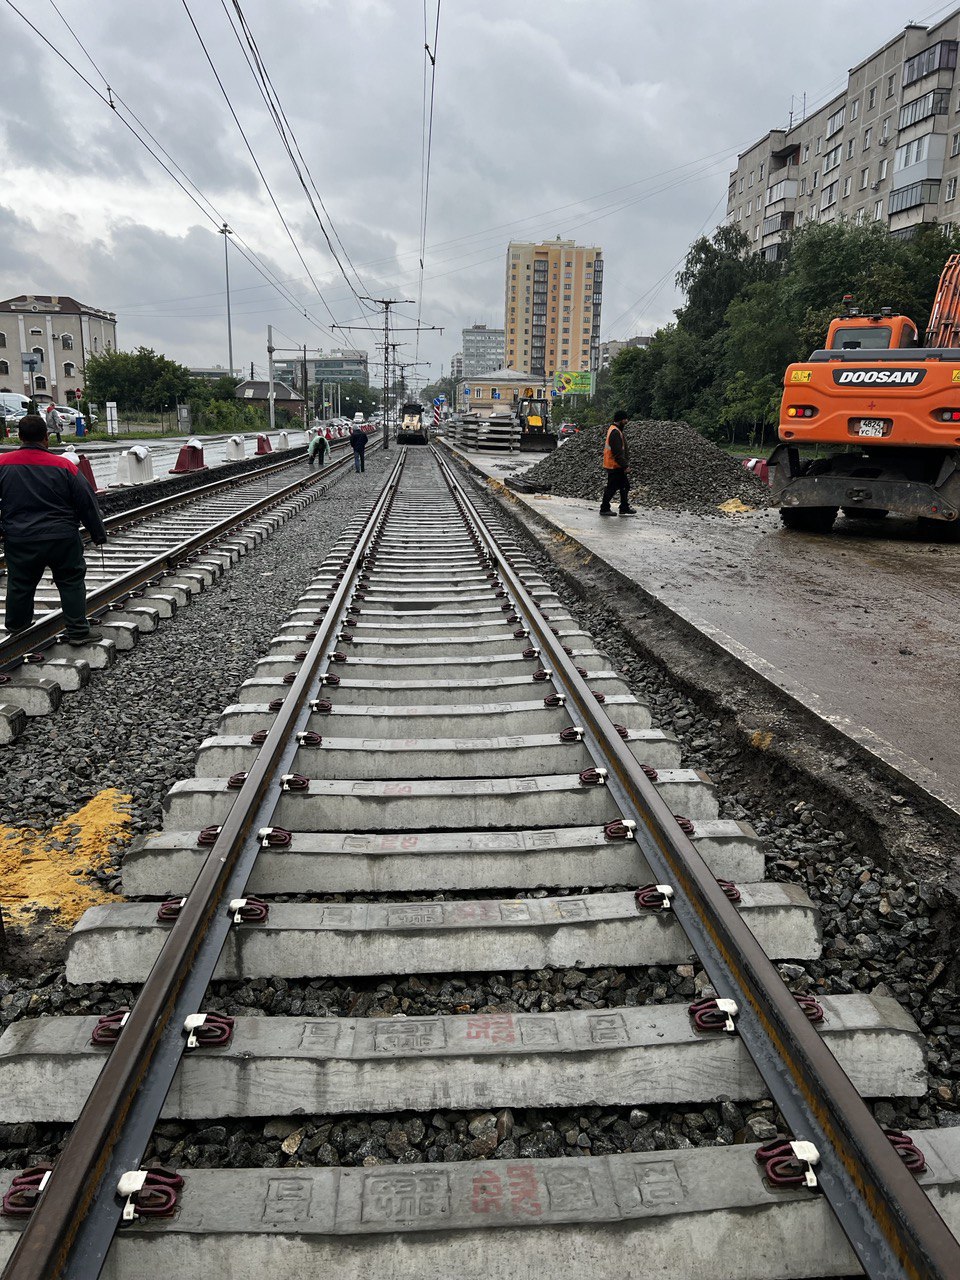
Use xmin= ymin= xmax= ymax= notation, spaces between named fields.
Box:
xmin=857 ymin=420 xmax=886 ymax=437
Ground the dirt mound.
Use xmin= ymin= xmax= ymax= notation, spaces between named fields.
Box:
xmin=516 ymin=420 xmax=769 ymax=513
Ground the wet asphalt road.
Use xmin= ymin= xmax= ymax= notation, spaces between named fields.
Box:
xmin=472 ymin=451 xmax=960 ymax=812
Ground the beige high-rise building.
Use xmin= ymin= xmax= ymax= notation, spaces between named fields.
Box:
xmin=504 ymin=239 xmax=603 ymax=379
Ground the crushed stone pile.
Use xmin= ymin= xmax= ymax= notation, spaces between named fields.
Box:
xmin=515 ymin=420 xmax=770 ymax=513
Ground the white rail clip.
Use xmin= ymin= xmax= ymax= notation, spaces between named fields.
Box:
xmin=656 ymin=885 xmax=675 ymax=909
xmin=791 ymin=1141 xmax=821 ymax=1188
xmin=228 ymin=898 xmax=250 ymax=923
xmin=715 ymin=998 xmax=739 ymax=1032
xmin=183 ymin=1013 xmax=209 ymax=1049
xmin=117 ymin=1170 xmax=149 ymax=1222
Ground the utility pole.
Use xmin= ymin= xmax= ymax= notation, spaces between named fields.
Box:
xmin=267 ymin=325 xmax=276 ymax=433
xmin=302 ymin=344 xmax=309 ymax=430
xmin=357 ymin=297 xmax=414 ymax=451
xmin=220 ymin=223 xmax=234 ymax=377
xmin=333 ymin=305 xmax=441 ymax=447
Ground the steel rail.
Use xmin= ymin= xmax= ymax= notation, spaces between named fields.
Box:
xmin=436 ymin=448 xmax=960 ymax=1280
xmin=0 ymin=442 xmax=365 ymax=669
xmin=0 ymin=450 xmax=406 ymax=1280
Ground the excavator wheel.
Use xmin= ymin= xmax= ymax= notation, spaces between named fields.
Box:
xmin=779 ymin=506 xmax=838 ymax=533
xmin=841 ymin=506 xmax=888 ymax=520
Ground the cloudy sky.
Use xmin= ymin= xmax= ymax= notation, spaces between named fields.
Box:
xmin=0 ymin=0 xmax=953 ymax=389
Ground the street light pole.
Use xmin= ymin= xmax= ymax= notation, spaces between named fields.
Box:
xmin=220 ymin=223 xmax=234 ymax=377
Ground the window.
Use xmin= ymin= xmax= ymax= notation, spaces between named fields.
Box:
xmin=843 ymin=176 xmax=852 ymax=197
xmin=864 ymin=127 xmax=872 ymax=150
xmin=63 ymin=361 xmax=75 ymax=377
xmin=29 ymin=327 xmax=42 ymax=336
xmin=34 ymin=376 xmax=46 ymax=390
xmin=882 ymin=117 xmax=891 ymax=141
xmin=796 ymin=209 xmax=804 ymax=225
xmin=0 ymin=333 xmax=5 ymax=348
xmin=860 ymin=167 xmax=870 ymax=189
xmin=880 ymin=158 xmax=889 ymax=180
xmin=748 ymin=170 xmax=754 ymax=187
xmin=949 ymin=178 xmax=958 ymax=201
xmin=746 ymin=199 xmax=752 ymax=215
xmin=821 ymin=180 xmax=840 ymax=209
xmin=802 ymin=142 xmax=810 ymax=162
xmin=754 ymin=225 xmax=759 ymax=240
xmin=903 ymin=40 xmax=957 ymax=88
xmin=737 ymin=207 xmax=742 ymax=221
xmin=815 ymin=136 xmax=823 ymax=154
xmin=851 ymin=99 xmax=860 ymax=121
xmin=896 ymin=134 xmax=930 ymax=170
xmin=826 ymin=105 xmax=846 ymax=137
xmin=0 ymin=360 xmax=7 ymax=376
xmin=800 ymin=176 xmax=807 ymax=195
xmin=31 ymin=346 xmax=43 ymax=364
xmin=847 ymin=138 xmax=856 ymax=159
xmin=759 ymin=162 xmax=765 ymax=179
xmin=953 ymin=132 xmax=960 ymax=157
xmin=887 ymin=72 xmax=897 ymax=98
xmin=874 ymin=200 xmax=884 ymax=220
xmin=823 ymin=144 xmax=842 ymax=173
xmin=855 ymin=207 xmax=865 ymax=225
xmin=813 ymin=171 xmax=819 ymax=189
xmin=869 ymin=86 xmax=877 ymax=110
xmin=898 ymin=89 xmax=951 ymax=130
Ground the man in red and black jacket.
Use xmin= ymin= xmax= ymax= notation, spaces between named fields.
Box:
xmin=0 ymin=415 xmax=108 ymax=644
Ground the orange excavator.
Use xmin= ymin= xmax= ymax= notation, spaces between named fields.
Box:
xmin=770 ymin=253 xmax=960 ymax=531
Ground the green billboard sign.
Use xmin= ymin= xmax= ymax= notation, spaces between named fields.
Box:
xmin=553 ymin=371 xmax=593 ymax=395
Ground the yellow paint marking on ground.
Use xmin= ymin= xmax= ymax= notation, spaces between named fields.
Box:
xmin=0 ymin=788 xmax=132 ymax=928
xmin=750 ymin=730 xmax=774 ymax=751
xmin=718 ymin=498 xmax=754 ymax=514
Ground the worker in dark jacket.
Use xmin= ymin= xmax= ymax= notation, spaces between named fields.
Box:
xmin=349 ymin=424 xmax=367 ymax=473
xmin=0 ymin=415 xmax=108 ymax=644
xmin=599 ymin=410 xmax=637 ymax=517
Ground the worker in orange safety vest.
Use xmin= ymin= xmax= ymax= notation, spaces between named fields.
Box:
xmin=599 ymin=411 xmax=636 ymax=517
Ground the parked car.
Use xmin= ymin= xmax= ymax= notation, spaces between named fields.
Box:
xmin=558 ymin=422 xmax=581 ymax=441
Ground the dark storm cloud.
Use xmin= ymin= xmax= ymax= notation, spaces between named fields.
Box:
xmin=0 ymin=0 xmax=943 ymax=379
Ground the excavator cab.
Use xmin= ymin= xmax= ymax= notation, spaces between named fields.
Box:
xmin=824 ymin=298 xmax=918 ymax=351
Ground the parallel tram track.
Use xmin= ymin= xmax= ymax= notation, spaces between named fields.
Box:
xmin=0 ymin=448 xmax=957 ymax=1278
xmin=0 ymin=443 xmax=363 ymax=732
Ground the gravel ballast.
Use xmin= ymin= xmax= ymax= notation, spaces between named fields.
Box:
xmin=517 ymin=419 xmax=769 ymax=512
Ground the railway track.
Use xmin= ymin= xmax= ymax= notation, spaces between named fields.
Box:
xmin=0 ymin=446 xmax=958 ymax=1278
xmin=0 ymin=440 xmax=361 ymax=741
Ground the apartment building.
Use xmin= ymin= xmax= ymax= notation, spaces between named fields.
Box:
xmin=461 ymin=324 xmax=505 ymax=377
xmin=600 ymin=335 xmax=651 ymax=371
xmin=727 ymin=9 xmax=960 ymax=260
xmin=0 ymin=294 xmax=117 ymax=399
xmin=504 ymin=239 xmax=603 ymax=378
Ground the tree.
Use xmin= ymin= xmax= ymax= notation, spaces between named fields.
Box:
xmin=330 ymin=379 xmax=379 ymax=419
xmin=675 ymin=225 xmax=770 ymax=340
xmin=85 ymin=347 xmax=192 ymax=411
